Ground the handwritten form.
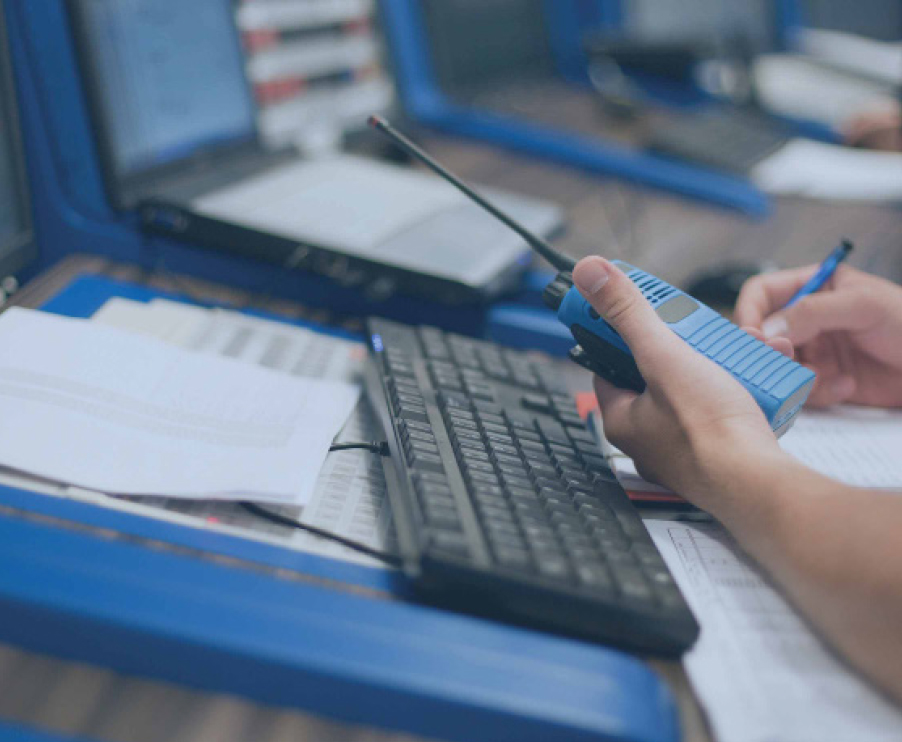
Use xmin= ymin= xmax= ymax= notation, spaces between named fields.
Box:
xmin=646 ymin=520 xmax=902 ymax=742
xmin=92 ymin=297 xmax=395 ymax=567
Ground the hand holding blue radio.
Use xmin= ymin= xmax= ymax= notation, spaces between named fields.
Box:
xmin=545 ymin=260 xmax=815 ymax=436
xmin=570 ymin=256 xmax=786 ymax=500
xmin=369 ymin=115 xmax=815 ymax=436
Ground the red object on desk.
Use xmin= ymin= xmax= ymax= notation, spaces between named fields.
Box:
xmin=575 ymin=392 xmax=688 ymax=505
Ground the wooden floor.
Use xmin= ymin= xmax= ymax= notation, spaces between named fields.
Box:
xmin=4 ymin=83 xmax=902 ymax=742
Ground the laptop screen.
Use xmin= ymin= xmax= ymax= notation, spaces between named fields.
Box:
xmin=70 ymin=0 xmax=258 ymax=201
xmin=0 ymin=1 xmax=37 ymax=279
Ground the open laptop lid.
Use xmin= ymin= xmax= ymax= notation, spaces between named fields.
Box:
xmin=0 ymin=0 xmax=38 ymax=281
xmin=68 ymin=0 xmax=266 ymax=210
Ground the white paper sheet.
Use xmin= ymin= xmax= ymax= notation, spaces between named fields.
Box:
xmin=91 ymin=297 xmax=394 ymax=567
xmin=752 ymin=139 xmax=902 ymax=202
xmin=797 ymin=29 xmax=902 ymax=88
xmin=754 ymin=54 xmax=896 ymax=131
xmin=646 ymin=520 xmax=902 ymax=742
xmin=602 ymin=406 xmax=902 ymax=493
xmin=0 ymin=307 xmax=358 ymax=503
xmin=780 ymin=406 xmax=902 ymax=489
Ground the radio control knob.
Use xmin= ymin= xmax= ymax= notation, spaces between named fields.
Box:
xmin=542 ymin=272 xmax=573 ymax=311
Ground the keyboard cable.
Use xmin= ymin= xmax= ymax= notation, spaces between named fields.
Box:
xmin=239 ymin=441 xmax=402 ymax=566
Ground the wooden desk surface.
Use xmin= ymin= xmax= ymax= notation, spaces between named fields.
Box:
xmin=3 ymin=97 xmax=901 ymax=742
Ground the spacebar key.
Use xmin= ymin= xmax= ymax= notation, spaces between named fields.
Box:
xmin=425 ymin=529 xmax=472 ymax=559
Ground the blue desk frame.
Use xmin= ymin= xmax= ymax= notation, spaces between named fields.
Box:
xmin=0 ymin=721 xmax=92 ymax=742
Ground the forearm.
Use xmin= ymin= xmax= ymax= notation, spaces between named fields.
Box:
xmin=698 ymin=452 xmax=902 ymax=703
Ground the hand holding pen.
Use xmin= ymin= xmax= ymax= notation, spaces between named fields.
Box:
xmin=735 ymin=241 xmax=902 ymax=408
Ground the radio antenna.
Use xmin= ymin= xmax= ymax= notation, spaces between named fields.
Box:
xmin=368 ymin=116 xmax=576 ymax=273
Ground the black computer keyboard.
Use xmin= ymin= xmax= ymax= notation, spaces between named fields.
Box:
xmin=648 ymin=107 xmax=790 ymax=175
xmin=364 ymin=318 xmax=699 ymax=655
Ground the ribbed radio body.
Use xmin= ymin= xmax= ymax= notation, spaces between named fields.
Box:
xmin=554 ymin=261 xmax=815 ymax=437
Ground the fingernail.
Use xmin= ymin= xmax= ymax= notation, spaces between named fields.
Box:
xmin=573 ymin=258 xmax=610 ymax=295
xmin=762 ymin=316 xmax=788 ymax=340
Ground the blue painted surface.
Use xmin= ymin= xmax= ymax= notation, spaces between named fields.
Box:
xmin=542 ymin=0 xmax=615 ymax=84
xmin=0 ymin=511 xmax=681 ymax=742
xmin=0 ymin=722 xmax=88 ymax=742
xmin=489 ymin=303 xmax=576 ymax=356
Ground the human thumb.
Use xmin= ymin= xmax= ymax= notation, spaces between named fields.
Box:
xmin=571 ymin=257 xmax=676 ymax=366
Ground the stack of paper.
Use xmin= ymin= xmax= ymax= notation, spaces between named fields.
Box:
xmin=600 ymin=406 xmax=902 ymax=494
xmin=0 ymin=307 xmax=359 ymax=505
xmin=89 ymin=296 xmax=395 ymax=568
xmin=647 ymin=520 xmax=902 ymax=742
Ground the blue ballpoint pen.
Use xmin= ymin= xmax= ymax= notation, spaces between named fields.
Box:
xmin=783 ymin=240 xmax=854 ymax=309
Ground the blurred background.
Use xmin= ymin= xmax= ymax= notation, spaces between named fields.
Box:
xmin=233 ymin=0 xmax=902 ymax=310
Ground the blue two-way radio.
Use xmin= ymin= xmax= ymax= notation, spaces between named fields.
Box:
xmin=545 ymin=265 xmax=814 ymax=436
xmin=369 ymin=117 xmax=815 ymax=436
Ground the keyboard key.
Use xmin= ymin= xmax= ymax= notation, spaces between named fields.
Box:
xmin=468 ymin=470 xmax=501 ymax=486
xmin=576 ymin=564 xmax=613 ymax=590
xmin=398 ymin=406 xmax=429 ymax=424
xmin=536 ymin=556 xmax=571 ymax=580
xmin=494 ymin=547 xmax=532 ymax=571
xmin=522 ymin=393 xmax=553 ymax=413
xmin=428 ymin=530 xmax=471 ymax=559
xmin=422 ymin=504 xmax=462 ymax=531
xmin=612 ymin=567 xmax=653 ymax=602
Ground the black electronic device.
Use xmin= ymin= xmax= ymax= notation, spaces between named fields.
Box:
xmin=67 ymin=0 xmax=562 ymax=306
xmin=646 ymin=106 xmax=791 ymax=175
xmin=364 ymin=316 xmax=700 ymax=654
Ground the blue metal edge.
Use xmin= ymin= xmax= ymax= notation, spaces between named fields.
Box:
xmin=0 ymin=512 xmax=681 ymax=742
xmin=0 ymin=722 xmax=90 ymax=742
xmin=488 ymin=303 xmax=576 ymax=357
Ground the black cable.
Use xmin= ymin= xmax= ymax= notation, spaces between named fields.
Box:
xmin=239 ymin=441 xmax=401 ymax=566
xmin=328 ymin=441 xmax=390 ymax=455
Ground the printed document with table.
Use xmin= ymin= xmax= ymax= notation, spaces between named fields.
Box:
xmin=91 ymin=296 xmax=396 ymax=568
xmin=647 ymin=520 xmax=902 ymax=742
xmin=0 ymin=307 xmax=358 ymax=504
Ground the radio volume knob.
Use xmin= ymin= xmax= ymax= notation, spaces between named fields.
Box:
xmin=542 ymin=272 xmax=573 ymax=311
